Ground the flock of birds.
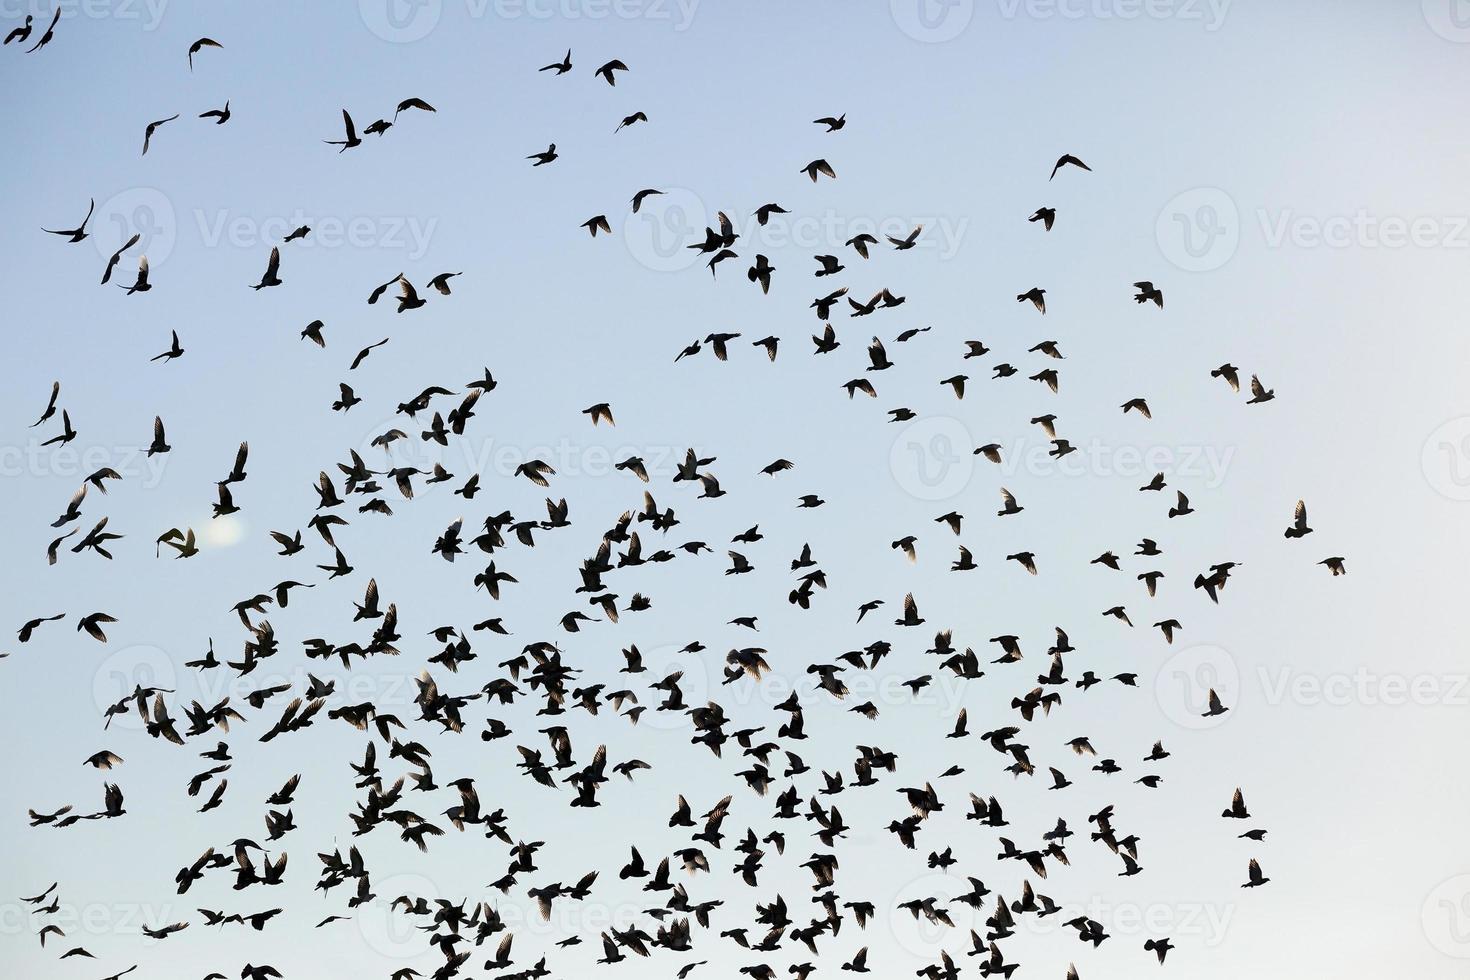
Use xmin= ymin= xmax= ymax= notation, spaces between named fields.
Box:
xmin=11 ymin=20 xmax=1347 ymax=980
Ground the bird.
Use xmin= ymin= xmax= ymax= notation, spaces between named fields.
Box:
xmin=1247 ymin=375 xmax=1275 ymax=403
xmin=888 ymin=225 xmax=922 ymax=250
xmin=120 ymin=255 xmax=151 ymax=294
xmin=595 ymin=59 xmax=629 ymax=85
xmin=1132 ymin=281 xmax=1164 ymax=307
xmin=187 ymin=36 xmax=222 ymax=70
xmin=1121 ymin=398 xmax=1151 ymax=418
xmin=615 ymin=111 xmax=648 ymax=132
xmin=147 ymin=416 xmax=171 ymax=456
xmin=632 ymin=189 xmax=664 ymax=213
xmin=1284 ymin=500 xmax=1312 ymax=538
xmin=43 ymin=198 xmax=93 ymax=242
xmin=252 ymin=247 xmax=283 ymax=290
xmin=394 ymin=97 xmax=436 ymax=118
xmin=150 ymin=330 xmax=184 ymax=363
xmin=25 ymin=8 xmax=60 ymax=52
xmin=801 ymin=159 xmax=836 ymax=182
xmin=4 ymin=14 xmax=33 ymax=45
xmin=1050 ymin=153 xmax=1091 ymax=179
xmin=1145 ymin=938 xmax=1175 ymax=963
xmin=101 ymin=234 xmax=140 ymax=285
xmin=744 ymin=254 xmax=774 ymax=294
xmin=141 ymin=115 xmax=179 ymax=155
xmin=1017 ymin=287 xmax=1046 ymax=313
xmin=541 ymin=49 xmax=572 ymax=73
xmin=325 ymin=110 xmax=362 ymax=152
xmin=199 ymin=100 xmax=231 ymax=124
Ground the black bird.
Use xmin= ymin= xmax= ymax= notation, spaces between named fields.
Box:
xmin=1050 ymin=153 xmax=1091 ymax=179
xmin=142 ymin=115 xmax=179 ymax=155
xmin=325 ymin=110 xmax=362 ymax=152
xmin=252 ymin=247 xmax=283 ymax=289
xmin=150 ymin=330 xmax=184 ymax=363
xmin=187 ymin=36 xmax=223 ymax=70
xmin=43 ymin=198 xmax=93 ymax=242
xmin=101 ymin=234 xmax=140 ymax=285
xmin=541 ymin=49 xmax=572 ymax=74
xmin=595 ymin=59 xmax=629 ymax=85
xmin=26 ymin=8 xmax=60 ymax=52
xmin=615 ymin=111 xmax=648 ymax=132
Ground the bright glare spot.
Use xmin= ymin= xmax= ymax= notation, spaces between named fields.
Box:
xmin=201 ymin=515 xmax=246 ymax=549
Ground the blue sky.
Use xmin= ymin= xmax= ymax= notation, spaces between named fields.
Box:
xmin=3 ymin=1 xmax=1470 ymax=978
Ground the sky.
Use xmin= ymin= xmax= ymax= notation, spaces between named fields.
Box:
xmin=3 ymin=1 xmax=1470 ymax=978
